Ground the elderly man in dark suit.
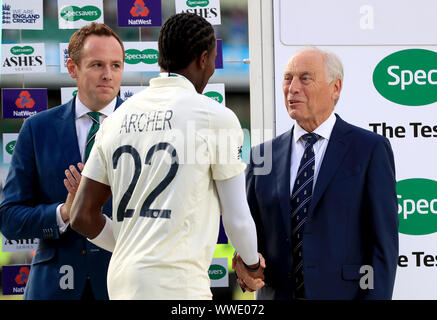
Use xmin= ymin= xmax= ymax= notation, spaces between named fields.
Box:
xmin=0 ymin=23 xmax=125 ymax=299
xmin=234 ymin=47 xmax=398 ymax=300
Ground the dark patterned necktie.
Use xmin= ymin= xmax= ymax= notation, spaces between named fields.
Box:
xmin=84 ymin=112 xmax=100 ymax=162
xmin=290 ymin=132 xmax=319 ymax=299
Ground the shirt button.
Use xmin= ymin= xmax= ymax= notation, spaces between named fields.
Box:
xmin=81 ymin=250 xmax=87 ymax=256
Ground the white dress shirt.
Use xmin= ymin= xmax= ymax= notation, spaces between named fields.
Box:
xmin=56 ymin=95 xmax=118 ymax=233
xmin=289 ymin=112 xmax=337 ymax=195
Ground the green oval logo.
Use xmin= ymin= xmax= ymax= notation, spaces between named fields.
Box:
xmin=60 ymin=5 xmax=101 ymax=22
xmin=208 ymin=264 xmax=226 ymax=280
xmin=397 ymin=178 xmax=437 ymax=235
xmin=204 ymin=91 xmax=223 ymax=103
xmin=125 ymin=49 xmax=142 ymax=64
xmin=373 ymin=49 xmax=437 ymax=106
xmin=125 ymin=49 xmax=158 ymax=65
xmin=186 ymin=0 xmax=210 ymax=7
xmin=5 ymin=141 xmax=16 ymax=155
xmin=10 ymin=46 xmax=34 ymax=55
xmin=142 ymin=49 xmax=159 ymax=64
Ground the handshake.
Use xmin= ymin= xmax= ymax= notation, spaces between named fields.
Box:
xmin=232 ymin=252 xmax=266 ymax=292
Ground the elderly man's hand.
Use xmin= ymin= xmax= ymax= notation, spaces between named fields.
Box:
xmin=233 ymin=252 xmax=266 ymax=292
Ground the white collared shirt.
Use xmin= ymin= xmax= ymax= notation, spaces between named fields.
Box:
xmin=158 ymin=72 xmax=191 ymax=83
xmin=56 ymin=95 xmax=117 ymax=232
xmin=75 ymin=95 xmax=117 ymax=162
xmin=289 ymin=112 xmax=337 ymax=195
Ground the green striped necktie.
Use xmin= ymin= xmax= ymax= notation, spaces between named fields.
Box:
xmin=84 ymin=111 xmax=100 ymax=162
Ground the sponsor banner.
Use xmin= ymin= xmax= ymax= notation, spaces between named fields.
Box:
xmin=209 ymin=258 xmax=228 ymax=287
xmin=2 ymin=88 xmax=48 ymax=119
xmin=397 ymin=179 xmax=437 ymax=236
xmin=117 ymin=0 xmax=162 ymax=27
xmin=215 ymin=39 xmax=223 ymax=69
xmin=373 ymin=49 xmax=437 ymax=107
xmin=2 ymin=133 xmax=18 ymax=164
xmin=120 ymin=86 xmax=147 ymax=101
xmin=58 ymin=0 xmax=104 ymax=29
xmin=203 ymin=83 xmax=225 ymax=105
xmin=175 ymin=0 xmax=221 ymax=25
xmin=59 ymin=42 xmax=69 ymax=73
xmin=279 ymin=0 xmax=437 ymax=46
xmin=2 ymin=265 xmax=30 ymax=295
xmin=2 ymin=0 xmax=43 ymax=30
xmin=2 ymin=235 xmax=39 ymax=252
xmin=123 ymin=41 xmax=159 ymax=72
xmin=1 ymin=43 xmax=46 ymax=74
xmin=60 ymin=87 xmax=78 ymax=104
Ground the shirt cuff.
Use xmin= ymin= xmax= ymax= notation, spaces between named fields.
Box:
xmin=56 ymin=203 xmax=70 ymax=234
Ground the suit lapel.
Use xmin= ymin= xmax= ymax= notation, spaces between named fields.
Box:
xmin=274 ymin=129 xmax=293 ymax=239
xmin=309 ymin=114 xmax=352 ymax=216
xmin=114 ymin=96 xmax=124 ymax=110
xmin=55 ymin=96 xmax=124 ymax=166
xmin=56 ymin=99 xmax=82 ymax=165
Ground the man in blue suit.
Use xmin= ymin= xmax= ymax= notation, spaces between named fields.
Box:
xmin=234 ymin=48 xmax=398 ymax=299
xmin=0 ymin=23 xmax=125 ymax=299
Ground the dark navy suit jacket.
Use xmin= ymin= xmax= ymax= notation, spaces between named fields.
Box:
xmin=246 ymin=114 xmax=399 ymax=300
xmin=0 ymin=96 xmax=124 ymax=299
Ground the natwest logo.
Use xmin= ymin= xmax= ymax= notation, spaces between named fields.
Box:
xmin=14 ymin=266 xmax=30 ymax=285
xmin=373 ymin=49 xmax=437 ymax=106
xmin=15 ymin=90 xmax=35 ymax=109
xmin=130 ymin=0 xmax=149 ymax=17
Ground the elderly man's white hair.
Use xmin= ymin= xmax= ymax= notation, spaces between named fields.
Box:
xmin=295 ymin=46 xmax=344 ymax=83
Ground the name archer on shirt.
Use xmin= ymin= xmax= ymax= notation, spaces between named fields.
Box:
xmin=120 ymin=110 xmax=174 ymax=134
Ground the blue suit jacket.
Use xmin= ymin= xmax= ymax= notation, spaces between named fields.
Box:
xmin=246 ymin=115 xmax=399 ymax=300
xmin=0 ymin=96 xmax=124 ymax=300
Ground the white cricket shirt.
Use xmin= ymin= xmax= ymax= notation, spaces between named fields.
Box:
xmin=83 ymin=76 xmax=246 ymax=299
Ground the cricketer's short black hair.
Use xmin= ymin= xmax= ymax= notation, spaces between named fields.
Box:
xmin=158 ymin=13 xmax=216 ymax=72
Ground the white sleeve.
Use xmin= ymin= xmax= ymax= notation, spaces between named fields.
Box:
xmin=55 ymin=203 xmax=69 ymax=234
xmin=215 ymin=172 xmax=259 ymax=266
xmin=87 ymin=214 xmax=116 ymax=252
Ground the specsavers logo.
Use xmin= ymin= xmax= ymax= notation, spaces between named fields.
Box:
xmin=5 ymin=141 xmax=16 ymax=155
xmin=186 ymin=0 xmax=210 ymax=7
xmin=373 ymin=49 xmax=437 ymax=106
xmin=10 ymin=46 xmax=34 ymax=55
xmin=208 ymin=264 xmax=226 ymax=280
xmin=397 ymin=178 xmax=437 ymax=235
xmin=204 ymin=91 xmax=223 ymax=103
xmin=125 ymin=49 xmax=158 ymax=64
xmin=60 ymin=5 xmax=102 ymax=22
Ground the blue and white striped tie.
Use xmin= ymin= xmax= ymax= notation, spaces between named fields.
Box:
xmin=290 ymin=132 xmax=319 ymax=299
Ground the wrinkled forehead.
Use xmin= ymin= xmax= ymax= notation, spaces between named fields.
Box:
xmin=284 ymin=50 xmax=325 ymax=75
